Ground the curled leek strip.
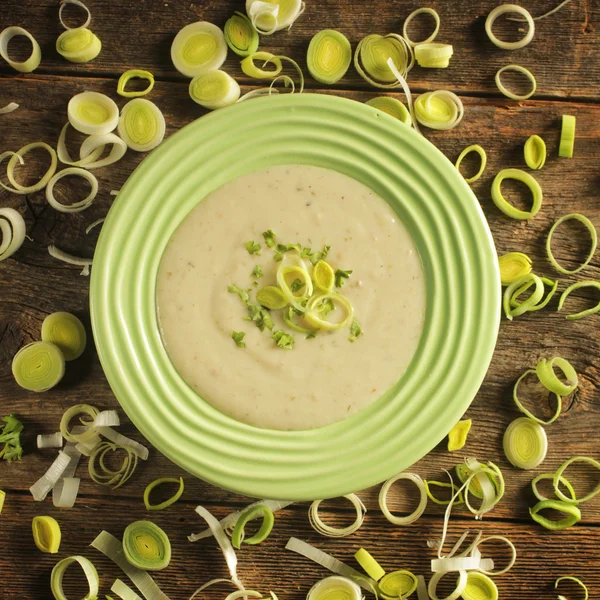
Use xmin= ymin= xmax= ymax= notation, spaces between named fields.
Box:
xmin=385 ymin=57 xmax=419 ymax=133
xmin=513 ymin=369 xmax=562 ymax=425
xmin=307 ymin=30 xmax=352 ymax=84
xmin=553 ymin=456 xmax=600 ymax=504
xmin=530 ymin=499 xmax=581 ymax=530
xmin=52 ymin=476 xmax=80 ymax=508
xmin=89 ymin=441 xmax=139 ymax=489
xmin=495 ymin=64 xmax=536 ymax=100
xmin=0 ymin=102 xmax=19 ymax=114
xmin=428 ymin=571 xmax=468 ymax=600
xmin=246 ymin=0 xmax=304 ymax=34
xmin=277 ymin=263 xmax=313 ymax=303
xmin=0 ymin=26 xmax=42 ymax=73
xmin=503 ymin=417 xmax=548 ymax=469
xmin=60 ymin=404 xmax=99 ymax=443
xmin=414 ymin=43 xmax=453 ymax=68
xmin=559 ymin=114 xmax=576 ymax=158
xmin=94 ymin=410 xmax=120 ymax=428
xmin=225 ymin=12 xmax=259 ymax=57
xmin=123 ymin=521 xmax=171 ymax=570
xmin=79 ymin=133 xmax=128 ymax=170
xmin=508 ymin=275 xmax=557 ymax=313
xmin=558 ymin=280 xmax=600 ymax=320
xmin=242 ymin=51 xmax=282 ymax=78
xmin=531 ymin=473 xmax=576 ymax=502
xmin=354 ymin=34 xmax=414 ymax=88
xmin=41 ymin=312 xmax=86 ymax=361
xmin=59 ymin=0 xmax=92 ymax=29
xmin=231 ymin=503 xmax=275 ymax=548
xmin=12 ymin=342 xmax=65 ymax=392
xmin=1 ymin=142 xmax=58 ymax=194
xmin=403 ymin=8 xmax=440 ymax=46
xmin=462 ymin=459 xmax=505 ymax=517
xmin=555 ymin=576 xmax=589 ymax=600
xmin=51 ymin=555 xmax=99 ymax=600
xmin=118 ymin=99 xmax=166 ymax=152
xmin=32 ymin=515 xmax=61 ymax=553
xmin=414 ymin=91 xmax=464 ymax=130
xmin=447 ymin=418 xmax=472 ymax=452
xmin=111 ymin=579 xmax=143 ymax=600
xmin=524 ymin=134 xmax=546 ymax=169
xmin=305 ymin=293 xmax=354 ymax=331
xmin=546 ymin=213 xmax=597 ymax=275
xmin=171 ymin=21 xmax=227 ymax=78
xmin=56 ymin=122 xmax=105 ymax=168
xmin=96 ymin=426 xmax=149 ymax=460
xmin=366 ymin=97 xmax=412 ymax=125
xmin=461 ymin=572 xmax=498 ymax=600
xmin=48 ymin=244 xmax=93 ymax=275
xmin=425 ymin=480 xmax=464 ymax=505
xmin=56 ymin=28 xmax=101 ymax=63
xmin=378 ymin=570 xmax=418 ymax=600
xmin=354 ymin=548 xmax=385 ymax=581
xmin=430 ymin=556 xmax=493 ymax=573
xmin=118 ymin=70 xmax=155 ymax=98
xmin=498 ymin=252 xmax=532 ymax=286
xmin=46 ymin=168 xmax=98 ymax=214
xmin=503 ymin=273 xmax=544 ymax=319
xmin=485 ymin=5 xmax=535 ymax=50
xmin=535 ymin=357 xmax=578 ymax=396
xmin=144 ymin=477 xmax=184 ymax=511
xmin=308 ymin=576 xmax=362 ymax=600
xmin=30 ymin=451 xmax=72 ymax=501
xmin=68 ymin=91 xmax=119 ymax=135
xmin=189 ymin=70 xmax=241 ymax=110
xmin=492 ymin=168 xmax=542 ymax=220
xmin=37 ymin=432 xmax=64 ymax=449
xmin=0 ymin=207 xmax=26 ymax=262
xmin=455 ymin=145 xmax=486 ymax=184
xmin=379 ymin=472 xmax=427 ymax=525
xmin=309 ymin=494 xmax=366 ymax=538
xmin=471 ymin=535 xmax=516 ymax=576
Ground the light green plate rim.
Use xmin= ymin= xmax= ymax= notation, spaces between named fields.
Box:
xmin=90 ymin=93 xmax=500 ymax=501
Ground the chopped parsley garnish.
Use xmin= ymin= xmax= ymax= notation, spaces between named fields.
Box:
xmin=349 ymin=318 xmax=363 ymax=342
xmin=335 ymin=268 xmax=353 ymax=288
xmin=262 ymin=229 xmax=277 ymax=248
xmin=273 ymin=243 xmax=302 ymax=262
xmin=251 ymin=265 xmax=264 ymax=278
xmin=246 ymin=303 xmax=274 ymax=331
xmin=305 ymin=330 xmax=318 ymax=339
xmin=246 ymin=240 xmax=262 ymax=255
xmin=231 ymin=331 xmax=246 ymax=348
xmin=0 ymin=414 xmax=24 ymax=461
xmin=273 ymin=329 xmax=295 ymax=350
xmin=311 ymin=244 xmax=331 ymax=264
xmin=290 ymin=278 xmax=305 ymax=294
xmin=228 ymin=283 xmax=250 ymax=304
xmin=317 ymin=298 xmax=335 ymax=317
xmin=301 ymin=246 xmax=314 ymax=261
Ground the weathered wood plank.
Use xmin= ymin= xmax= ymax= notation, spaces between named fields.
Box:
xmin=0 ymin=0 xmax=599 ymax=99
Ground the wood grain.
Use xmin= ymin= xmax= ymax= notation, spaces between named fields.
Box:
xmin=1 ymin=0 xmax=600 ymax=597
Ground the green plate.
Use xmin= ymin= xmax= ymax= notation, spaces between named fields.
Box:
xmin=90 ymin=93 xmax=500 ymax=501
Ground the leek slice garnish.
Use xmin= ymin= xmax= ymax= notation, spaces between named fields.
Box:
xmin=190 ymin=70 xmax=241 ymax=110
xmin=425 ymin=480 xmax=464 ymax=505
xmin=278 ymin=264 xmax=313 ymax=302
xmin=60 ymin=404 xmax=99 ymax=443
xmin=305 ymin=293 xmax=354 ymax=331
xmin=511 ymin=275 xmax=557 ymax=313
xmin=491 ymin=168 xmax=542 ymax=220
xmin=366 ymin=96 xmax=412 ymax=125
xmin=1 ymin=142 xmax=58 ymax=194
xmin=307 ymin=30 xmax=351 ymax=84
xmin=171 ymin=21 xmax=227 ymax=78
xmin=559 ymin=114 xmax=576 ymax=158
xmin=530 ymin=499 xmax=581 ymax=530
xmin=12 ymin=341 xmax=65 ymax=392
xmin=48 ymin=244 xmax=93 ymax=275
xmin=455 ymin=145 xmax=486 ymax=184
xmin=379 ymin=472 xmax=427 ymax=525
xmin=118 ymin=70 xmax=155 ymax=98
xmin=309 ymin=494 xmax=366 ymax=538
xmin=503 ymin=417 xmax=548 ymax=469
xmin=41 ymin=312 xmax=86 ymax=361
xmin=495 ymin=64 xmax=536 ymax=100
xmin=88 ymin=441 xmax=139 ymax=489
xmin=447 ymin=418 xmax=471 ymax=452
xmin=378 ymin=570 xmax=418 ymax=600
xmin=414 ymin=90 xmax=464 ymax=130
xmin=38 ymin=432 xmax=64 ymax=449
xmin=503 ymin=274 xmax=543 ymax=319
xmin=558 ymin=280 xmax=600 ymax=320
xmin=355 ymin=34 xmax=414 ymax=88
xmin=56 ymin=28 xmax=101 ymax=63
xmin=308 ymin=576 xmax=362 ymax=600
xmin=284 ymin=307 xmax=317 ymax=335
xmin=403 ymin=8 xmax=440 ymax=46
xmin=485 ymin=5 xmax=535 ymax=50
xmin=32 ymin=515 xmax=61 ymax=554
xmin=555 ymin=576 xmax=588 ymax=600
xmin=354 ymin=548 xmax=385 ymax=581
xmin=144 ymin=477 xmax=184 ymax=511
xmin=246 ymin=0 xmax=304 ymax=35
xmin=118 ymin=99 xmax=166 ymax=151
xmin=256 ymin=286 xmax=289 ymax=310
xmin=123 ymin=520 xmax=171 ymax=571
xmin=0 ymin=207 xmax=26 ymax=262
xmin=68 ymin=91 xmax=119 ymax=135
xmin=531 ymin=473 xmax=576 ymax=502
xmin=461 ymin=572 xmax=498 ymax=600
xmin=46 ymin=167 xmax=98 ymax=213
xmin=513 ymin=369 xmax=562 ymax=424
xmin=91 ymin=530 xmax=171 ymax=600
xmin=231 ymin=504 xmax=275 ymax=548
xmin=546 ymin=212 xmax=597 ymax=275
xmin=524 ymin=134 xmax=546 ymax=169
xmin=553 ymin=456 xmax=600 ymax=504
xmin=225 ymin=12 xmax=259 ymax=57
xmin=51 ymin=555 xmax=99 ymax=600
xmin=0 ymin=414 xmax=23 ymax=461
xmin=0 ymin=26 xmax=42 ymax=73
xmin=0 ymin=102 xmax=19 ymax=114
xmin=535 ymin=357 xmax=578 ymax=396
xmin=414 ymin=43 xmax=453 ymax=68
xmin=498 ymin=252 xmax=532 ymax=285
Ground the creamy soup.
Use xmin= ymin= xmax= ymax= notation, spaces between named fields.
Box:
xmin=156 ymin=165 xmax=426 ymax=431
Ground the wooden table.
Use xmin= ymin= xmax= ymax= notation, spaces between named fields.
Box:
xmin=1 ymin=0 xmax=599 ymax=597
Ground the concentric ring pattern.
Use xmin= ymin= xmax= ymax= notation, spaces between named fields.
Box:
xmin=90 ymin=94 xmax=500 ymax=500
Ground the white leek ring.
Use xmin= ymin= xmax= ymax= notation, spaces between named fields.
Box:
xmin=403 ymin=8 xmax=440 ymax=46
xmin=189 ymin=70 xmax=241 ymax=110
xmin=51 ymin=555 xmax=99 ymax=600
xmin=1 ymin=142 xmax=58 ymax=194
xmin=59 ymin=0 xmax=92 ymax=30
xmin=79 ymin=133 xmax=128 ymax=170
xmin=0 ymin=207 xmax=26 ymax=262
xmin=415 ymin=91 xmax=464 ymax=130
xmin=309 ymin=494 xmax=366 ymax=538
xmin=455 ymin=145 xmax=487 ymax=184
xmin=68 ymin=91 xmax=119 ymax=135
xmin=495 ymin=64 xmax=536 ymax=101
xmin=0 ymin=26 xmax=42 ymax=73
xmin=428 ymin=571 xmax=468 ymax=600
xmin=485 ymin=5 xmax=535 ymax=50
xmin=56 ymin=28 xmax=101 ymax=63
xmin=171 ymin=21 xmax=227 ymax=78
xmin=354 ymin=34 xmax=414 ymax=88
xmin=46 ymin=168 xmax=98 ymax=213
xmin=118 ymin=99 xmax=166 ymax=152
xmin=57 ymin=122 xmax=105 ymax=168
xmin=379 ymin=472 xmax=427 ymax=525
xmin=117 ymin=70 xmax=155 ymax=98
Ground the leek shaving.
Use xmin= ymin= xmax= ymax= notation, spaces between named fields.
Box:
xmin=12 ymin=341 xmax=65 ymax=392
xmin=403 ymin=8 xmax=440 ymax=46
xmin=51 ymin=555 xmax=98 ymax=600
xmin=354 ymin=34 xmax=414 ymax=88
xmin=56 ymin=122 xmax=105 ymax=168
xmin=68 ymin=91 xmax=119 ymax=136
xmin=0 ymin=207 xmax=26 ymax=262
xmin=189 ymin=71 xmax=241 ymax=110
xmin=171 ymin=21 xmax=227 ymax=78
xmin=414 ymin=43 xmax=453 ymax=68
xmin=32 ymin=515 xmax=61 ymax=554
xmin=366 ymin=97 xmax=412 ymax=125
xmin=530 ymin=499 xmax=581 ymax=530
xmin=123 ymin=520 xmax=171 ymax=570
xmin=0 ymin=26 xmax=42 ymax=73
xmin=307 ymin=30 xmax=352 ymax=84
xmin=231 ymin=503 xmax=275 ymax=548
xmin=118 ymin=70 xmax=155 ymax=98
xmin=491 ymin=168 xmax=542 ymax=220
xmin=308 ymin=576 xmax=362 ymax=600
xmin=510 ymin=275 xmax=557 ymax=312
xmin=503 ymin=417 xmax=548 ymax=469
xmin=495 ymin=64 xmax=536 ymax=100
xmin=428 ymin=571 xmax=467 ymax=600
xmin=354 ymin=548 xmax=385 ymax=581
xmin=535 ymin=357 xmax=578 ymax=396
xmin=379 ymin=472 xmax=427 ymax=525
xmin=48 ymin=244 xmax=93 ymax=275
xmin=53 ymin=476 xmax=80 ymax=508
xmin=425 ymin=480 xmax=464 ymax=505
xmin=531 ymin=473 xmax=576 ymax=502
xmin=558 ymin=280 xmax=600 ymax=320
xmin=246 ymin=0 xmax=304 ymax=34
xmin=46 ymin=168 xmax=98 ymax=213
xmin=305 ymin=293 xmax=354 ymax=331
xmin=471 ymin=535 xmax=516 ymax=576
xmin=144 ymin=477 xmax=184 ymax=511
xmin=485 ymin=5 xmax=535 ymax=50
xmin=60 ymin=404 xmax=99 ymax=443
xmin=559 ymin=115 xmax=576 ymax=158
xmin=0 ymin=102 xmax=19 ymax=114
xmin=38 ymin=432 xmax=64 ymax=449
xmin=86 ymin=218 xmax=105 ymax=234
xmin=88 ymin=441 xmax=139 ymax=488
xmin=503 ymin=274 xmax=544 ymax=319
xmin=513 ymin=369 xmax=561 ymax=424
xmin=524 ymin=135 xmax=546 ymax=169
xmin=30 ymin=451 xmax=72 ymax=501
xmin=509 ymin=0 xmax=573 ymax=21
xmin=225 ymin=12 xmax=259 ymax=57
xmin=95 ymin=426 xmax=149 ymax=459
xmin=447 ymin=419 xmax=471 ymax=452
xmin=414 ymin=91 xmax=464 ymax=130
xmin=78 ymin=132 xmax=128 ymax=170
xmin=118 ymin=99 xmax=166 ymax=151
xmin=59 ymin=0 xmax=92 ymax=29
xmin=94 ymin=410 xmax=120 ymax=427
xmin=309 ymin=494 xmax=366 ymax=538
xmin=555 ymin=576 xmax=588 ymax=600
xmin=111 ymin=579 xmax=143 ymax=600
xmin=553 ymin=456 xmax=600 ymax=504
xmin=56 ymin=28 xmax=101 ymax=63
xmin=0 ymin=142 xmax=58 ymax=194
xmin=242 ymin=52 xmax=305 ymax=92
xmin=455 ymin=145 xmax=486 ymax=184
xmin=498 ymin=252 xmax=532 ymax=285
xmin=461 ymin=572 xmax=498 ymax=600
xmin=379 ymin=570 xmax=418 ymax=600
xmin=546 ymin=213 xmax=597 ymax=275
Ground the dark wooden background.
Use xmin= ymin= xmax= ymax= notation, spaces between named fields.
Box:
xmin=1 ymin=0 xmax=600 ymax=598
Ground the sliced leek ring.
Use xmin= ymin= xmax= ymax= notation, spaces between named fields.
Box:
xmin=117 ymin=99 xmax=166 ymax=152
xmin=68 ymin=92 xmax=119 ymax=135
xmin=189 ymin=70 xmax=241 ymax=110
xmin=56 ymin=28 xmax=101 ymax=63
xmin=171 ymin=21 xmax=227 ymax=78
xmin=0 ymin=26 xmax=42 ymax=73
